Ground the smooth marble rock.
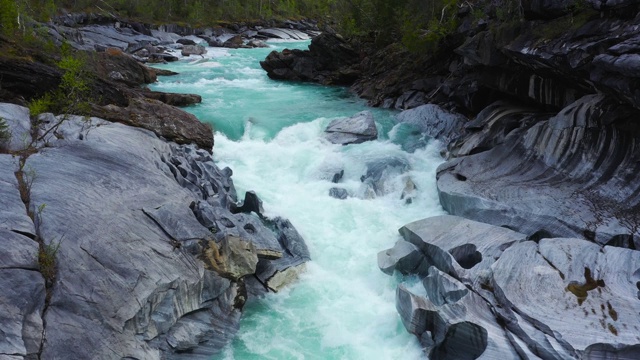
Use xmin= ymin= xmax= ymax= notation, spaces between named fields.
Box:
xmin=396 ymin=283 xmax=519 ymax=360
xmin=438 ymin=95 xmax=640 ymax=247
xmin=325 ymin=111 xmax=378 ymax=145
xmin=5 ymin=112 xmax=308 ymax=359
xmin=492 ymin=238 xmax=640 ymax=357
xmin=0 ymin=229 xmax=39 ymax=270
xmin=0 ymin=269 xmax=45 ymax=359
xmin=0 ymin=155 xmax=35 ymax=237
xmin=377 ymin=240 xmax=430 ymax=276
xmin=398 ymin=215 xmax=526 ymax=281
xmin=385 ymin=214 xmax=640 ymax=359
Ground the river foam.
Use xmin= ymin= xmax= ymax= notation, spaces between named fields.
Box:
xmin=150 ymin=40 xmax=445 ymax=360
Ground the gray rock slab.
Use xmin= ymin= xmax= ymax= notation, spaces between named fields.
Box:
xmin=438 ymin=95 xmax=640 ymax=246
xmin=258 ymin=28 xmax=309 ymax=40
xmin=0 ymin=229 xmax=38 ymax=270
xmin=0 ymin=103 xmax=32 ymax=152
xmin=325 ymin=111 xmax=378 ymax=145
xmin=398 ymin=215 xmax=526 ymax=281
xmin=0 ymin=155 xmax=34 ymax=237
xmin=492 ymin=238 xmax=640 ymax=355
xmin=396 ymin=282 xmax=520 ymax=359
xmin=0 ymin=269 xmax=45 ymax=358
xmin=23 ymin=119 xmax=231 ymax=359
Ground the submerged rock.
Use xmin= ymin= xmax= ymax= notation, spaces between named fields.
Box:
xmin=324 ymin=111 xmax=378 ymax=145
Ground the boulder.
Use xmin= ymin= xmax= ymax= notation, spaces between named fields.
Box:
xmin=181 ymin=45 xmax=207 ymax=56
xmin=177 ymin=38 xmax=197 ymax=46
xmin=324 ymin=111 xmax=378 ymax=145
xmin=395 ymin=104 xmax=467 ymax=144
xmin=260 ymin=33 xmax=360 ymax=85
xmin=223 ymin=35 xmax=244 ymax=49
xmin=95 ymin=97 xmax=214 ymax=150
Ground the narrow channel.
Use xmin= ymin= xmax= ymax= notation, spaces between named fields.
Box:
xmin=150 ymin=40 xmax=445 ymax=359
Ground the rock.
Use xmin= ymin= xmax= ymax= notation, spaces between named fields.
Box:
xmin=360 ymin=157 xmax=410 ymax=197
xmin=5 ymin=111 xmax=309 ymax=359
xmin=329 ymin=187 xmax=348 ymax=199
xmin=523 ymin=0 xmax=578 ymax=19
xmin=149 ymin=53 xmax=180 ymax=63
xmin=96 ymin=97 xmax=214 ymax=150
xmin=0 ymin=270 xmax=46 ymax=359
xmin=396 ymin=215 xmax=526 ymax=279
xmin=230 ymin=191 xmax=264 ymax=216
xmin=181 ymin=45 xmax=207 ymax=56
xmin=385 ymin=215 xmax=640 ymax=359
xmin=395 ymin=104 xmax=467 ymax=144
xmin=447 ymin=101 xmax=542 ymax=157
xmin=0 ymin=56 xmax=62 ymax=104
xmin=0 ymin=155 xmax=34 ymax=237
xmin=223 ymin=35 xmax=244 ymax=49
xmin=204 ymin=236 xmax=259 ymax=280
xmin=258 ymin=28 xmax=310 ymax=40
xmin=247 ymin=40 xmax=269 ymax=48
xmin=74 ymin=25 xmax=160 ymax=52
xmin=491 ymin=238 xmax=640 ymax=357
xmin=0 ymin=153 xmax=44 ymax=359
xmin=141 ymin=90 xmax=202 ymax=107
xmin=438 ymin=95 xmax=640 ymax=246
xmin=324 ymin=111 xmax=378 ymax=145
xmin=377 ymin=240 xmax=430 ymax=276
xmin=177 ymin=38 xmax=196 ymax=45
xmin=260 ymin=33 xmax=360 ymax=85
xmin=0 ymin=103 xmax=32 ymax=152
xmin=88 ymin=51 xmax=157 ymax=87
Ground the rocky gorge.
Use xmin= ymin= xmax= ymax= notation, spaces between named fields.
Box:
xmin=260 ymin=0 xmax=640 ymax=359
xmin=2 ymin=0 xmax=640 ymax=358
xmin=0 ymin=17 xmax=316 ymax=359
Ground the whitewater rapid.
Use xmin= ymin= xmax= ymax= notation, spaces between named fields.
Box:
xmin=150 ymin=41 xmax=445 ymax=360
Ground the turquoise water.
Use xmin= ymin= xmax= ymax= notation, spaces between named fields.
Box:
xmin=150 ymin=41 xmax=445 ymax=360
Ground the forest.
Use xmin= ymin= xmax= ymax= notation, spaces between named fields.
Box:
xmin=0 ymin=0 xmax=519 ymax=50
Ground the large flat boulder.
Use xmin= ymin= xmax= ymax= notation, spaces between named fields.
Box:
xmin=324 ymin=111 xmax=378 ymax=145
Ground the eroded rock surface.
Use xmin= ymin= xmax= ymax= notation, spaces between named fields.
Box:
xmin=381 ymin=215 xmax=640 ymax=359
xmin=438 ymin=95 xmax=640 ymax=247
xmin=0 ymin=105 xmax=309 ymax=359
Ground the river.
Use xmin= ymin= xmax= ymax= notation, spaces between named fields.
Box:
xmin=150 ymin=40 xmax=445 ymax=360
